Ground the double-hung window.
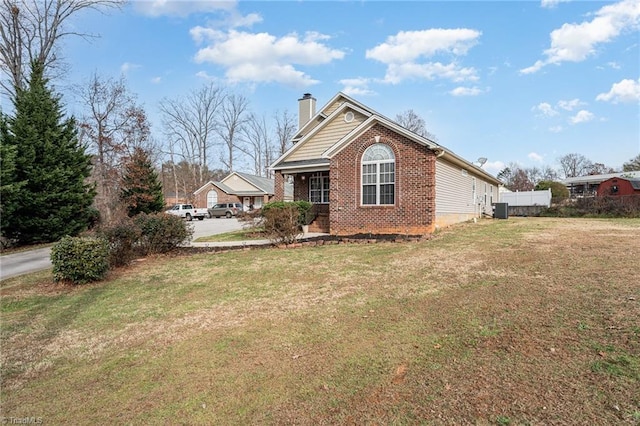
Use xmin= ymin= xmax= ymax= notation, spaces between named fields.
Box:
xmin=362 ymin=144 xmax=395 ymax=205
xmin=309 ymin=172 xmax=330 ymax=203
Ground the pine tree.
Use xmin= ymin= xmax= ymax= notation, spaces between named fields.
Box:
xmin=120 ymin=147 xmax=164 ymax=217
xmin=2 ymin=61 xmax=95 ymax=245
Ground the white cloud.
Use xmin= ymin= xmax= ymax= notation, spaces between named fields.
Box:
xmin=339 ymin=78 xmax=377 ymax=97
xmin=366 ymin=29 xmax=481 ymax=63
xmin=450 ymin=86 xmax=483 ymax=96
xmin=533 ymin=102 xmax=558 ymax=116
xmin=596 ymin=78 xmax=640 ymax=103
xmin=365 ymin=28 xmax=481 ymax=84
xmin=570 ymin=110 xmax=595 ymax=124
xmin=151 ymin=76 xmax=162 ymax=84
xmin=120 ymin=62 xmax=141 ymax=74
xmin=191 ymin=29 xmax=345 ymax=88
xmin=607 ymin=61 xmax=621 ymax=69
xmin=549 ymin=125 xmax=564 ymax=133
xmin=557 ymin=98 xmax=585 ymax=111
xmin=521 ymin=0 xmax=640 ymax=74
xmin=483 ymin=160 xmax=505 ymax=175
xmin=133 ymin=0 xmax=236 ymax=18
xmin=528 ymin=152 xmax=544 ymax=162
xmin=384 ymin=62 xmax=478 ymax=84
xmin=541 ymin=0 xmax=571 ymax=9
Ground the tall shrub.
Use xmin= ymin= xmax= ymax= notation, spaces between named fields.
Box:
xmin=260 ymin=201 xmax=313 ymax=244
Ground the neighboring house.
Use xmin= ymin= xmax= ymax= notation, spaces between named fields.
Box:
xmin=194 ymin=171 xmax=289 ymax=210
xmin=596 ymin=176 xmax=640 ymax=197
xmin=270 ymin=92 xmax=501 ymax=235
xmin=562 ymin=171 xmax=640 ymax=197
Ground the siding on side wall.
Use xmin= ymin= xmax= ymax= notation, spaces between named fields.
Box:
xmin=435 ymin=159 xmax=498 ymax=227
xmin=288 ymin=110 xmax=367 ymax=162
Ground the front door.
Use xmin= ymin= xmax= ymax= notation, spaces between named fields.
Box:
xmin=243 ymin=197 xmax=251 ymax=211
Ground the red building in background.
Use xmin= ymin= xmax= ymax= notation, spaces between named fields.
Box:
xmin=596 ymin=177 xmax=640 ymax=197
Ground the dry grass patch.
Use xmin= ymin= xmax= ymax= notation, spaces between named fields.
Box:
xmin=1 ymin=218 xmax=639 ymax=424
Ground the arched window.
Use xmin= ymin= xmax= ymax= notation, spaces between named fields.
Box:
xmin=207 ymin=190 xmax=218 ymax=208
xmin=362 ymin=143 xmax=395 ymax=205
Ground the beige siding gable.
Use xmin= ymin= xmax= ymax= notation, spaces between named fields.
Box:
xmin=222 ymin=174 xmax=258 ymax=191
xmin=288 ymin=109 xmax=368 ymax=162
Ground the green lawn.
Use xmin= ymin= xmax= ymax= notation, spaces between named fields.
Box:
xmin=1 ymin=218 xmax=639 ymax=424
xmin=193 ymin=227 xmax=266 ymax=242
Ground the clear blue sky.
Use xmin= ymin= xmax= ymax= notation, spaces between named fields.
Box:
xmin=22 ymin=1 xmax=640 ymax=175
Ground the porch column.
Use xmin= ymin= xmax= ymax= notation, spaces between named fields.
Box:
xmin=274 ymin=171 xmax=285 ymax=201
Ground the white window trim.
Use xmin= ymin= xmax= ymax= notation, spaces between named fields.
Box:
xmin=309 ymin=171 xmax=330 ymax=204
xmin=361 ymin=144 xmax=396 ymax=206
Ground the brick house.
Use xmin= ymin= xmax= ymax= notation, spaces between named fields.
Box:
xmin=270 ymin=93 xmax=502 ymax=235
xmin=194 ymin=171 xmax=285 ymax=211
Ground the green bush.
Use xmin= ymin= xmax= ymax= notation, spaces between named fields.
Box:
xmin=51 ymin=236 xmax=109 ymax=284
xmin=134 ymin=213 xmax=193 ymax=254
xmin=535 ymin=180 xmax=569 ymax=202
xmin=97 ymin=219 xmax=142 ymax=267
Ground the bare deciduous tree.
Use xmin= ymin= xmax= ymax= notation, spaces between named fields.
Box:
xmin=0 ymin=0 xmax=122 ymax=98
xmin=158 ymin=83 xmax=225 ymax=191
xmin=395 ymin=109 xmax=437 ymax=141
xmin=241 ymin=113 xmax=273 ymax=177
xmin=77 ymin=73 xmax=150 ymax=223
xmin=273 ymin=109 xmax=296 ymax=156
xmin=218 ymin=93 xmax=249 ymax=173
xmin=622 ymin=154 xmax=640 ymax=172
xmin=558 ymin=153 xmax=593 ymax=179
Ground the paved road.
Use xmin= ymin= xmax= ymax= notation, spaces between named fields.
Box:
xmin=0 ymin=218 xmax=244 ymax=281
xmin=0 ymin=247 xmax=52 ymax=281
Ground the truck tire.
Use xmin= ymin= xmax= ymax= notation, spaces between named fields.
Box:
xmin=186 ymin=213 xmax=192 ymax=221
xmin=225 ymin=212 xmax=232 ymax=218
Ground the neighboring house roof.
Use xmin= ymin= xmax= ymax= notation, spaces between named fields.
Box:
xmin=562 ymin=171 xmax=640 ymax=186
xmin=193 ymin=172 xmax=275 ymax=196
xmin=230 ymin=171 xmax=275 ymax=194
xmin=193 ymin=180 xmax=235 ymax=196
xmin=270 ymin=92 xmax=501 ymax=186
xmin=606 ymin=177 xmax=640 ymax=190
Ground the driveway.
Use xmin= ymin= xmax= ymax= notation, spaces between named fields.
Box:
xmin=0 ymin=218 xmax=243 ymax=281
xmin=0 ymin=247 xmax=52 ymax=281
xmin=189 ymin=217 xmax=244 ymax=240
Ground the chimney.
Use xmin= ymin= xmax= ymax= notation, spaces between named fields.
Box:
xmin=298 ymin=93 xmax=316 ymax=130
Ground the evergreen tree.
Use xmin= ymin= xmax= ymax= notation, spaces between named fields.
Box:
xmin=120 ymin=147 xmax=164 ymax=217
xmin=0 ymin=113 xmax=24 ymax=241
xmin=2 ymin=61 xmax=95 ymax=245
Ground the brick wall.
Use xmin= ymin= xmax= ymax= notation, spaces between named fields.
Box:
xmin=329 ymin=123 xmax=436 ymax=236
xmin=193 ymin=184 xmax=239 ymax=208
xmin=274 ymin=172 xmax=285 ymax=201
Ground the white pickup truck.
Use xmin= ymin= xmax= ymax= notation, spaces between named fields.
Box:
xmin=165 ymin=204 xmax=207 ymax=221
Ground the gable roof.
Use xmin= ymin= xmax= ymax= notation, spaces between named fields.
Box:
xmin=193 ymin=172 xmax=275 ymax=196
xmin=228 ymin=171 xmax=275 ymax=194
xmin=602 ymin=176 xmax=640 ymax=190
xmin=271 ymin=92 xmax=500 ymax=185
